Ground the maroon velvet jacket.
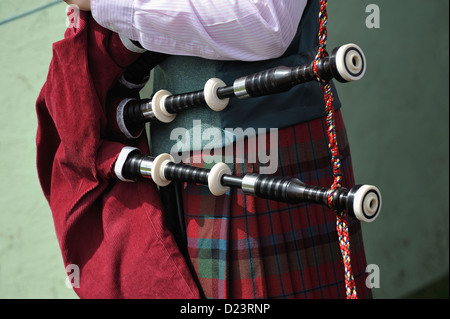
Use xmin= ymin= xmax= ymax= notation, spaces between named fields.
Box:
xmin=35 ymin=11 xmax=200 ymax=299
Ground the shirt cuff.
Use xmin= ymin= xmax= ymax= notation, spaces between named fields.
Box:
xmin=91 ymin=0 xmax=135 ymax=40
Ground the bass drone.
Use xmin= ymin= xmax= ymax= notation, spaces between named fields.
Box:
xmin=115 ymin=147 xmax=381 ymax=223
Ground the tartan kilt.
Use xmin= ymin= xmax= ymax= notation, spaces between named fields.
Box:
xmin=180 ymin=110 xmax=371 ymax=299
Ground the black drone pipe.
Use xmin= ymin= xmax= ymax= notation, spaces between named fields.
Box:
xmin=116 ymin=43 xmax=366 ymax=132
xmin=120 ymin=148 xmax=381 ymax=223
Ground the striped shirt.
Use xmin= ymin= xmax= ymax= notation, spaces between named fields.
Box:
xmin=91 ymin=0 xmax=307 ymax=61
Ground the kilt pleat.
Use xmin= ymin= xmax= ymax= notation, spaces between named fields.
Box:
xmin=181 ymin=110 xmax=371 ymax=299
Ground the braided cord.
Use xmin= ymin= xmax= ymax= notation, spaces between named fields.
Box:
xmin=313 ymin=0 xmax=357 ymax=299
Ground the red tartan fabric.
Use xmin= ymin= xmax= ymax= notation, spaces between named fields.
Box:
xmin=35 ymin=11 xmax=200 ymax=299
xmin=181 ymin=110 xmax=372 ymax=299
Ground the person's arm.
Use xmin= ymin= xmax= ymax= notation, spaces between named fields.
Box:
xmin=88 ymin=0 xmax=306 ymax=61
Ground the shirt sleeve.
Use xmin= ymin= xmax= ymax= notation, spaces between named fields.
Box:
xmin=91 ymin=0 xmax=307 ymax=61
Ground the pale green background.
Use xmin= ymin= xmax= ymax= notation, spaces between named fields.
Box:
xmin=0 ymin=0 xmax=448 ymax=299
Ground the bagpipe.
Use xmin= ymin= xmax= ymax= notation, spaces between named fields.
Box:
xmin=108 ymin=42 xmax=381 ymax=224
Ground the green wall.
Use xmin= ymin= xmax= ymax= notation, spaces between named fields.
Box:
xmin=0 ymin=0 xmax=77 ymax=298
xmin=0 ymin=0 xmax=448 ymax=299
xmin=326 ymin=0 xmax=449 ymax=298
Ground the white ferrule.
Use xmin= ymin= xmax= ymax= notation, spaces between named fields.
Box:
xmin=352 ymin=185 xmax=381 ymax=223
xmin=151 ymin=153 xmax=174 ymax=187
xmin=116 ymin=98 xmax=144 ymax=139
xmin=152 ymin=90 xmax=176 ymax=123
xmin=335 ymin=43 xmax=366 ymax=82
xmin=204 ymin=78 xmax=229 ymax=111
xmin=208 ymin=162 xmax=232 ymax=196
xmin=114 ymin=146 xmax=139 ymax=182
